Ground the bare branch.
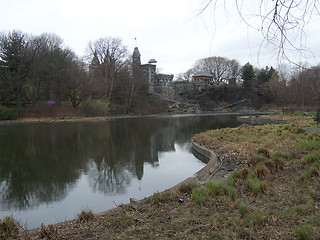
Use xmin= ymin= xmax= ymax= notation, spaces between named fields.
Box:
xmin=200 ymin=0 xmax=320 ymax=65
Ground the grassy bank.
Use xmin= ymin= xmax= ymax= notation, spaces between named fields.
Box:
xmin=2 ymin=114 xmax=320 ymax=239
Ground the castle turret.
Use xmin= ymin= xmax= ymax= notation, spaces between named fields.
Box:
xmin=132 ymin=47 xmax=141 ymax=66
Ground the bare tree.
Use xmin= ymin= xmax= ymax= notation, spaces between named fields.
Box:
xmin=65 ymin=58 xmax=89 ymax=108
xmin=285 ymin=65 xmax=320 ymax=107
xmin=176 ymin=69 xmax=193 ymax=82
xmin=200 ymin=0 xmax=320 ymax=65
xmin=228 ymin=59 xmax=241 ymax=85
xmin=26 ymin=33 xmax=67 ymax=104
xmin=192 ymin=56 xmax=240 ymax=85
xmin=87 ymin=37 xmax=129 ymax=106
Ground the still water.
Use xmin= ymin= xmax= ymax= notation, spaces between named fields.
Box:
xmin=0 ymin=114 xmax=240 ymax=229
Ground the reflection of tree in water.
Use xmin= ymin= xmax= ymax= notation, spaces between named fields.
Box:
xmin=0 ymin=115 xmax=240 ymax=210
xmin=0 ymin=125 xmax=85 ymax=210
xmin=86 ymin=159 xmax=133 ymax=195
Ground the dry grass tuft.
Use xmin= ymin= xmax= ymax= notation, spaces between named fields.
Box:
xmin=0 ymin=216 xmax=19 ymax=238
xmin=239 ymin=168 xmax=249 ymax=179
xmin=38 ymin=224 xmax=58 ymax=238
xmin=255 ymin=164 xmax=270 ymax=179
xmin=77 ymin=210 xmax=97 ymax=223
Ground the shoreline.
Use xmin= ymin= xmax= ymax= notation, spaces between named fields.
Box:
xmin=3 ymin=113 xmax=289 ymax=234
xmin=3 ymin=113 xmax=280 ymax=232
xmin=11 ymin=113 xmax=319 ymax=239
xmin=0 ymin=111 xmax=280 ymax=125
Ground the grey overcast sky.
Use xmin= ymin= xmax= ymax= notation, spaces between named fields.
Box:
xmin=1 ymin=0 xmax=320 ymax=77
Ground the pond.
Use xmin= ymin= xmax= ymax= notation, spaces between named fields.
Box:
xmin=0 ymin=114 xmax=241 ymax=229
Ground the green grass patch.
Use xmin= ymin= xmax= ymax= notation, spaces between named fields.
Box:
xmin=226 ymin=170 xmax=241 ymax=186
xmin=308 ymin=216 xmax=320 ymax=226
xmin=250 ymin=154 xmax=269 ymax=165
xmin=272 ymin=151 xmax=294 ymax=159
xmin=191 ymin=180 xmax=236 ymax=203
xmin=206 ymin=181 xmax=236 ymax=199
xmin=299 ymin=162 xmax=320 ymax=182
xmin=191 ymin=187 xmax=206 ymax=203
xmin=295 ymin=224 xmax=314 ymax=240
xmin=303 ymin=151 xmax=320 ymax=163
xmin=247 ymin=172 xmax=265 ymax=194
xmin=238 ymin=202 xmax=250 ymax=217
xmin=297 ymin=140 xmax=320 ymax=150
xmin=147 ymin=191 xmax=180 ymax=205
xmin=247 ymin=211 xmax=267 ymax=226
xmin=178 ymin=182 xmax=199 ymax=195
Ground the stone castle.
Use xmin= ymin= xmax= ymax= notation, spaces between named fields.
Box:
xmin=132 ymin=47 xmax=218 ymax=100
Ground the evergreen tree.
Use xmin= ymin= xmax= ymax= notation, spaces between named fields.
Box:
xmin=256 ymin=66 xmax=277 ymax=84
xmin=241 ymin=62 xmax=255 ymax=88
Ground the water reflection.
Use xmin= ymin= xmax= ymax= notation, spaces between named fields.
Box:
xmin=0 ymin=115 xmax=240 ymax=214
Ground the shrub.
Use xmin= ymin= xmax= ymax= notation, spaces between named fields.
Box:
xmin=81 ymin=100 xmax=109 ymax=117
xmin=0 ymin=108 xmax=19 ymax=120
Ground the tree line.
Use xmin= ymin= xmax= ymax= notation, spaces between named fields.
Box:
xmin=179 ymin=56 xmax=320 ymax=108
xmin=0 ymin=30 xmax=148 ymax=115
xmin=1 ymin=30 xmax=319 ymax=117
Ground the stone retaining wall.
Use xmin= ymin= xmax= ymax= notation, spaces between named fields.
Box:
xmin=170 ymin=141 xmax=221 ymax=190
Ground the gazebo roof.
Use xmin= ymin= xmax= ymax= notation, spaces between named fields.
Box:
xmin=148 ymin=58 xmax=157 ymax=64
xmin=193 ymin=71 xmax=213 ymax=78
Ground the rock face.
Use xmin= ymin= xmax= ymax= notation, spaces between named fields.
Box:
xmin=163 ymin=85 xmax=266 ymax=114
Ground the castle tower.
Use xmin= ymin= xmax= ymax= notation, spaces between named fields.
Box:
xmin=132 ymin=47 xmax=141 ymax=66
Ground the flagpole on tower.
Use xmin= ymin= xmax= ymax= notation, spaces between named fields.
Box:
xmin=135 ymin=37 xmax=137 ymax=47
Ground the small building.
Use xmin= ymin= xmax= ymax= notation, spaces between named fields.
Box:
xmin=192 ymin=72 xmax=214 ymax=83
